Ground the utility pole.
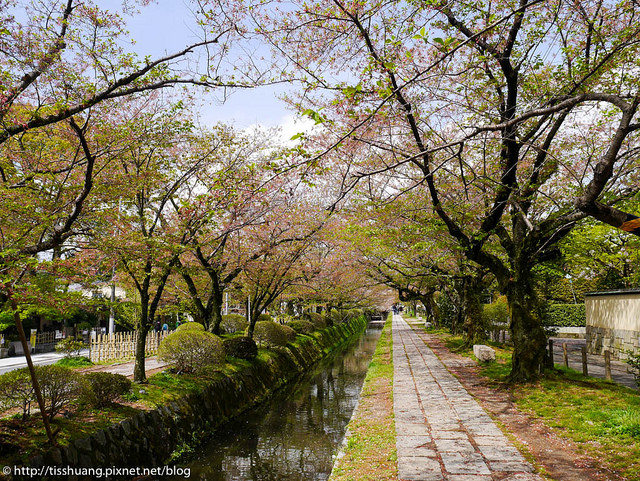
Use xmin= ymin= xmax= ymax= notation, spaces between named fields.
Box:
xmin=108 ymin=264 xmax=116 ymax=334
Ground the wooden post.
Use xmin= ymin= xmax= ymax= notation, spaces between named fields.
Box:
xmin=604 ymin=350 xmax=612 ymax=381
xmin=563 ymin=343 xmax=569 ymax=369
xmin=10 ymin=298 xmax=56 ymax=445
xmin=581 ymin=346 xmax=588 ymax=376
xmin=547 ymin=339 xmax=554 ymax=368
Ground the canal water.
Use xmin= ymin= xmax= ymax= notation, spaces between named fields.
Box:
xmin=170 ymin=324 xmax=383 ymax=481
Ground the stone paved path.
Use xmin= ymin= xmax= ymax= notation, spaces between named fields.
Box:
xmin=393 ymin=314 xmax=542 ymax=481
xmin=80 ymin=356 xmax=168 ymax=377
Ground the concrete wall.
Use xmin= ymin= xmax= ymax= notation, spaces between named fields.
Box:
xmin=585 ymin=290 xmax=640 ymax=360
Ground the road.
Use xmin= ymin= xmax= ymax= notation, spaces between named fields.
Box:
xmin=0 ymin=349 xmax=89 ymax=375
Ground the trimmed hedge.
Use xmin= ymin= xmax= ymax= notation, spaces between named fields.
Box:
xmin=0 ymin=368 xmax=35 ymax=419
xmin=221 ymin=314 xmax=248 ymax=334
xmin=252 ymin=321 xmax=288 ymax=347
xmin=542 ymin=303 xmax=586 ymax=327
xmin=83 ymin=372 xmax=132 ymax=408
xmin=304 ymin=312 xmax=328 ymax=329
xmin=223 ymin=336 xmax=258 ymax=360
xmin=159 ymin=329 xmax=225 ymax=373
xmin=287 ymin=319 xmax=315 ymax=334
xmin=0 ymin=365 xmax=83 ymax=419
xmin=280 ymin=324 xmax=297 ymax=342
xmin=176 ymin=322 xmax=205 ymax=332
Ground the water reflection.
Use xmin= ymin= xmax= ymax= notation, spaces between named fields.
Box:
xmin=173 ymin=326 xmax=382 ymax=481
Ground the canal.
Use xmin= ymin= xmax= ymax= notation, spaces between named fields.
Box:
xmin=169 ymin=324 xmax=383 ymax=481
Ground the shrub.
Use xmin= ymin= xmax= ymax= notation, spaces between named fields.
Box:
xmin=36 ymin=365 xmax=83 ymax=418
xmin=305 ymin=312 xmax=327 ymax=329
xmin=175 ymin=321 xmax=205 ymax=332
xmin=223 ymin=336 xmax=258 ymax=360
xmin=287 ymin=319 xmax=315 ymax=334
xmin=542 ymin=304 xmax=586 ymax=327
xmin=55 ymin=338 xmax=86 ymax=358
xmin=257 ymin=313 xmax=272 ymax=322
xmin=280 ymin=324 xmax=297 ymax=342
xmin=252 ymin=321 xmax=288 ymax=347
xmin=483 ymin=297 xmax=509 ymax=326
xmin=158 ymin=329 xmax=225 ymax=374
xmin=221 ymin=314 xmax=248 ymax=334
xmin=0 ymin=368 xmax=34 ymax=419
xmin=625 ymin=350 xmax=640 ymax=388
xmin=82 ymin=372 xmax=132 ymax=408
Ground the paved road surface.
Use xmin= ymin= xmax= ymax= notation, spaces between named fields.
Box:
xmin=0 ymin=350 xmax=167 ymax=377
xmin=0 ymin=349 xmax=89 ymax=375
xmin=393 ymin=314 xmax=542 ymax=481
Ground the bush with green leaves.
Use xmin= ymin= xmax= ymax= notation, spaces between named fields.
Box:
xmin=304 ymin=312 xmax=327 ymax=329
xmin=158 ymin=329 xmax=225 ymax=374
xmin=176 ymin=321 xmax=205 ymax=332
xmin=55 ymin=337 xmax=86 ymax=358
xmin=82 ymin=372 xmax=132 ymax=408
xmin=221 ymin=314 xmax=248 ymax=334
xmin=542 ymin=304 xmax=586 ymax=327
xmin=252 ymin=321 xmax=289 ymax=348
xmin=0 ymin=368 xmax=34 ymax=419
xmin=287 ymin=319 xmax=315 ymax=334
xmin=36 ymin=365 xmax=83 ymax=417
xmin=328 ymin=309 xmax=346 ymax=325
xmin=223 ymin=336 xmax=258 ymax=360
xmin=257 ymin=313 xmax=272 ymax=322
xmin=280 ymin=324 xmax=297 ymax=342
xmin=625 ymin=350 xmax=640 ymax=388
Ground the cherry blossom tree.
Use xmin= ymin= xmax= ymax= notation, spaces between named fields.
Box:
xmin=257 ymin=0 xmax=640 ymax=380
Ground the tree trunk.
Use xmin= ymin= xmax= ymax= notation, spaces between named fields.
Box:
xmin=133 ymin=328 xmax=148 ymax=383
xmin=210 ymin=297 xmax=224 ymax=335
xmin=462 ymin=276 xmax=486 ymax=348
xmin=134 ymin=295 xmax=150 ymax=384
xmin=506 ymin=275 xmax=547 ymax=382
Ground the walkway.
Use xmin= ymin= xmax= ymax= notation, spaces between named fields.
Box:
xmin=393 ymin=314 xmax=541 ymax=481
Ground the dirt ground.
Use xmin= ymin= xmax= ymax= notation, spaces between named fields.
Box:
xmin=422 ymin=333 xmax=624 ymax=481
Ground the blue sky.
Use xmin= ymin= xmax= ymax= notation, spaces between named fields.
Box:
xmin=106 ymin=0 xmax=304 ymax=132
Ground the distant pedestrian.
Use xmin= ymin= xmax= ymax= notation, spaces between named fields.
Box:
xmin=154 ymin=321 xmax=161 ymax=332
xmin=162 ymin=322 xmax=169 ymax=332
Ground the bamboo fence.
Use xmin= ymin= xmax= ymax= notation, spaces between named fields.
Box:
xmin=89 ymin=330 xmax=171 ymax=363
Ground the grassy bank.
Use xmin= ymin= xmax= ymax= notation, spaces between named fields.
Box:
xmin=330 ymin=315 xmax=397 ymax=481
xmin=426 ymin=328 xmax=640 ymax=480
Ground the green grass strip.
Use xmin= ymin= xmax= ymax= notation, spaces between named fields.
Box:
xmin=330 ymin=315 xmax=397 ymax=481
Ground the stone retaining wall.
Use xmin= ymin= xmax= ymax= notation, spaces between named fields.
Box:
xmin=27 ymin=318 xmax=367 ymax=479
xmin=585 ymin=289 xmax=640 ymax=359
xmin=586 ymin=325 xmax=640 ymax=360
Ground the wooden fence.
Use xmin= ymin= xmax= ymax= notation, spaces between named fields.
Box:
xmin=89 ymin=330 xmax=172 ymax=363
xmin=36 ymin=331 xmax=64 ymax=345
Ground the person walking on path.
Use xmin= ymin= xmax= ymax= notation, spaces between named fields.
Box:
xmin=392 ymin=314 xmax=542 ymax=480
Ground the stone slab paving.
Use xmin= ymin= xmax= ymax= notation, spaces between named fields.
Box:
xmin=392 ymin=314 xmax=543 ymax=481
